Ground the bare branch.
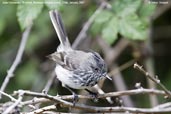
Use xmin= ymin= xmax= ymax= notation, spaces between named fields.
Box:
xmin=2 ymin=92 xmax=24 ymax=114
xmin=24 ymin=101 xmax=171 ymax=113
xmin=97 ymin=37 xmax=130 ymax=66
xmin=0 ymin=91 xmax=17 ymax=102
xmin=27 ymin=105 xmax=57 ymax=114
xmin=21 ymin=98 xmax=50 ymax=106
xmin=42 ymin=72 xmax=56 ymax=94
xmin=93 ymin=85 xmax=113 ymax=104
xmin=153 ymin=102 xmax=171 ymax=109
xmin=152 ymin=3 xmax=171 ymax=20
xmin=11 ymin=89 xmax=171 ymax=113
xmin=134 ymin=63 xmax=171 ymax=98
xmin=15 ymin=89 xmax=165 ymax=103
xmin=19 ymin=88 xmax=165 ymax=108
xmin=72 ymin=1 xmax=110 ymax=49
xmin=0 ymin=25 xmax=32 ymax=98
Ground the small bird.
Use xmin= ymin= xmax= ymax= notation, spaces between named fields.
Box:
xmin=48 ymin=10 xmax=111 ymax=104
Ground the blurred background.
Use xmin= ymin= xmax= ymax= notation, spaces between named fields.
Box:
xmin=0 ymin=0 xmax=171 ymax=112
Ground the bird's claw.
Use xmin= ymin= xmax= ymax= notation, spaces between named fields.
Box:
xmin=85 ymin=89 xmax=99 ymax=102
xmin=90 ymin=92 xmax=99 ymax=102
xmin=72 ymin=93 xmax=78 ymax=106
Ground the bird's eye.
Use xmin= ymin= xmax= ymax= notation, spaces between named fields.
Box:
xmin=94 ymin=68 xmax=99 ymax=72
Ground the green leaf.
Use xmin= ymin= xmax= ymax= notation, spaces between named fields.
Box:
xmin=25 ymin=10 xmax=55 ymax=53
xmin=91 ymin=22 xmax=103 ymax=36
xmin=118 ymin=13 xmax=147 ymax=40
xmin=91 ymin=0 xmax=151 ymax=43
xmin=95 ymin=10 xmax=113 ymax=23
xmin=112 ymin=0 xmax=142 ymax=17
xmin=91 ymin=10 xmax=113 ymax=36
xmin=139 ymin=3 xmax=156 ymax=18
xmin=45 ymin=0 xmax=63 ymax=10
xmin=102 ymin=17 xmax=118 ymax=44
xmin=17 ymin=2 xmax=43 ymax=30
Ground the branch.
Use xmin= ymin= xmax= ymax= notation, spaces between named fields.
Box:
xmin=22 ymin=98 xmax=50 ymax=106
xmin=0 ymin=91 xmax=17 ymax=102
xmin=27 ymin=105 xmax=57 ymax=114
xmin=152 ymin=3 xmax=171 ymax=20
xmin=18 ymin=88 xmax=165 ymax=108
xmin=12 ymin=89 xmax=171 ymax=113
xmin=2 ymin=92 xmax=24 ymax=114
xmin=93 ymin=85 xmax=113 ymax=104
xmin=97 ymin=37 xmax=130 ymax=66
xmin=42 ymin=72 xmax=56 ymax=94
xmin=153 ymin=102 xmax=171 ymax=109
xmin=24 ymin=101 xmax=171 ymax=113
xmin=134 ymin=63 xmax=171 ymax=98
xmin=0 ymin=25 xmax=32 ymax=98
xmin=15 ymin=88 xmax=165 ymax=104
xmin=72 ymin=1 xmax=109 ymax=49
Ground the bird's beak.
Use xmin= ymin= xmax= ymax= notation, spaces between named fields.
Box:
xmin=105 ymin=74 xmax=112 ymax=80
xmin=46 ymin=54 xmax=53 ymax=60
xmin=46 ymin=52 xmax=60 ymax=62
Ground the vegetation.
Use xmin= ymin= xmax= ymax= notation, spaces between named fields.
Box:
xmin=0 ymin=0 xmax=171 ymax=113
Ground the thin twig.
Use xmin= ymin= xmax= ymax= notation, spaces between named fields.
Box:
xmin=27 ymin=105 xmax=57 ymax=114
xmin=98 ymin=59 xmax=135 ymax=89
xmin=0 ymin=91 xmax=17 ymax=102
xmin=108 ymin=59 xmax=135 ymax=77
xmin=145 ymin=57 xmax=158 ymax=106
xmin=97 ymin=37 xmax=130 ymax=66
xmin=72 ymin=1 xmax=109 ymax=49
xmin=152 ymin=3 xmax=171 ymax=20
xmin=0 ymin=25 xmax=32 ymax=98
xmin=153 ymin=102 xmax=171 ymax=109
xmin=42 ymin=72 xmax=56 ymax=94
xmin=93 ymin=85 xmax=113 ymax=104
xmin=2 ymin=92 xmax=24 ymax=114
xmin=21 ymin=98 xmax=50 ymax=106
xmin=134 ymin=63 xmax=171 ymax=98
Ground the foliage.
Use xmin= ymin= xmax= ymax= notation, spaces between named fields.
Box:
xmin=17 ymin=2 xmax=43 ymax=30
xmin=2 ymin=0 xmax=171 ymax=113
xmin=1 ymin=0 xmax=156 ymax=45
xmin=91 ymin=0 xmax=156 ymax=44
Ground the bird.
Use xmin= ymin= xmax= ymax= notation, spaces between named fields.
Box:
xmin=48 ymin=10 xmax=111 ymax=104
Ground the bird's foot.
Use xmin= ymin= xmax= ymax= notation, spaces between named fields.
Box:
xmin=85 ymin=89 xmax=99 ymax=102
xmin=63 ymin=85 xmax=79 ymax=106
xmin=90 ymin=92 xmax=99 ymax=102
xmin=72 ymin=92 xmax=79 ymax=106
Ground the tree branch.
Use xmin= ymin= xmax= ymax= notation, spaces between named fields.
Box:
xmin=27 ymin=105 xmax=57 ymax=114
xmin=0 ymin=25 xmax=32 ymax=98
xmin=134 ymin=63 xmax=171 ymax=98
xmin=72 ymin=1 xmax=109 ymax=49
xmin=2 ymin=92 xmax=24 ymax=114
xmin=0 ymin=91 xmax=17 ymax=102
xmin=11 ymin=89 xmax=171 ymax=113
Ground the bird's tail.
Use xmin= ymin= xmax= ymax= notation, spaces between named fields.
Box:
xmin=49 ymin=10 xmax=71 ymax=50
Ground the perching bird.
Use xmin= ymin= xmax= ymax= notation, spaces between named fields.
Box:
xmin=48 ymin=10 xmax=111 ymax=104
